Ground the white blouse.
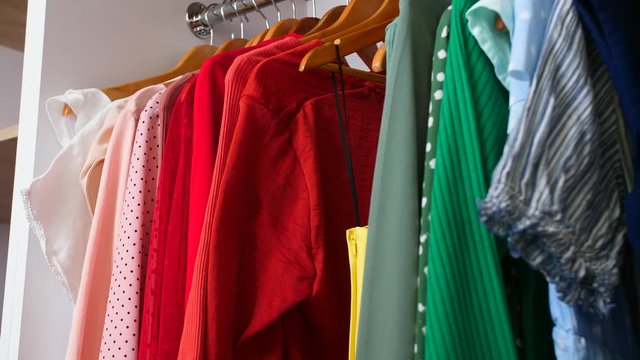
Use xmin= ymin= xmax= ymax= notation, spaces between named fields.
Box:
xmin=23 ymin=88 xmax=112 ymax=301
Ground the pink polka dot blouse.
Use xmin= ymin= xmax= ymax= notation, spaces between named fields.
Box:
xmin=99 ymin=90 xmax=166 ymax=360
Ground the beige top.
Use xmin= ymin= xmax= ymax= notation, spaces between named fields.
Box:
xmin=80 ymin=100 xmax=127 ymax=215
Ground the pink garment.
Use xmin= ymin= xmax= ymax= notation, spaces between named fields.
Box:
xmin=65 ymin=85 xmax=164 ymax=360
xmin=81 ymin=100 xmax=126 ymax=216
xmin=138 ymin=73 xmax=195 ymax=360
xmin=99 ymin=90 xmax=165 ymax=360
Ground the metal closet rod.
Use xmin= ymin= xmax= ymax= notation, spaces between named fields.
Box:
xmin=186 ymin=0 xmax=293 ymax=39
xmin=214 ymin=0 xmax=292 ymax=25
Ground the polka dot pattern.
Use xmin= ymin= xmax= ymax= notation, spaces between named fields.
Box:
xmin=414 ymin=6 xmax=451 ymax=360
xmin=99 ymin=90 xmax=165 ymax=360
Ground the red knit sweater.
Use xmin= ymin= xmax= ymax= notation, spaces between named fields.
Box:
xmin=187 ymin=37 xmax=301 ymax=301
xmin=178 ymin=42 xmax=384 ymax=359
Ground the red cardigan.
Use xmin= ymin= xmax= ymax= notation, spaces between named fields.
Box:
xmin=187 ymin=37 xmax=299 ymax=301
xmin=179 ymin=42 xmax=384 ymax=359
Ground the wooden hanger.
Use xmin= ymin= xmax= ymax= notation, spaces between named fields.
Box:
xmin=321 ymin=63 xmax=385 ymax=83
xmin=290 ymin=17 xmax=321 ymax=34
xmin=248 ymin=14 xmax=322 ymax=45
xmin=300 ymin=0 xmax=385 ymax=43
xmin=246 ymin=5 xmax=346 ymax=47
xmin=247 ymin=12 xmax=326 ymax=45
xmin=372 ymin=43 xmax=386 ymax=73
xmin=300 ymin=0 xmax=396 ymax=72
xmin=215 ymin=38 xmax=250 ymax=54
xmin=303 ymin=6 xmax=346 ymax=35
xmin=261 ymin=0 xmax=319 ymax=38
xmin=300 ymin=20 xmax=389 ymax=71
xmin=263 ymin=18 xmax=299 ymax=40
xmin=61 ymin=44 xmax=217 ymax=116
xmin=314 ymin=0 xmax=397 ymax=45
xmin=304 ymin=26 xmax=389 ymax=84
xmin=299 ymin=20 xmax=389 ymax=83
xmin=246 ymin=28 xmax=269 ymax=47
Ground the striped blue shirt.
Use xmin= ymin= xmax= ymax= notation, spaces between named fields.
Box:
xmin=478 ymin=0 xmax=633 ymax=314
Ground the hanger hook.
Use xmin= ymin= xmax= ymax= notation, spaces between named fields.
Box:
xmin=288 ymin=0 xmax=296 ymax=19
xmin=236 ymin=0 xmax=251 ymax=23
xmin=311 ymin=0 xmax=316 ymax=17
xmin=203 ymin=4 xmax=216 ymax=45
xmin=231 ymin=0 xmax=245 ymax=38
xmin=271 ymin=0 xmax=282 ymax=21
xmin=219 ymin=1 xmax=235 ymax=39
xmin=219 ymin=0 xmax=227 ymax=21
xmin=249 ymin=0 xmax=270 ymax=29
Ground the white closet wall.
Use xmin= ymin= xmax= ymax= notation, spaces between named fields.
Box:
xmin=1 ymin=0 xmax=349 ymax=358
xmin=0 ymin=44 xmax=21 ymax=330
xmin=0 ymin=224 xmax=10 ymax=324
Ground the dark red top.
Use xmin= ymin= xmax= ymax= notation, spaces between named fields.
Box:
xmin=184 ymin=41 xmax=384 ymax=359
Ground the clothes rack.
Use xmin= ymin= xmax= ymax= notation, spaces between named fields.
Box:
xmin=187 ymin=0 xmax=306 ymax=39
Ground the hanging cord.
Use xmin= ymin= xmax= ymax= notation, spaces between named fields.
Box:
xmin=331 ymin=44 xmax=361 ymax=226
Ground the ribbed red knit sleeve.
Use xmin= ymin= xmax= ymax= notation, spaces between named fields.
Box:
xmin=186 ymin=37 xmax=302 ymax=304
xmin=179 ymin=38 xmax=302 ymax=359
xmin=188 ymin=46 xmax=259 ymax=301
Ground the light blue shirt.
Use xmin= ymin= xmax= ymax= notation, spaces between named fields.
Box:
xmin=550 ymin=284 xmax=639 ymax=360
xmin=473 ymin=0 xmax=640 ymax=359
xmin=466 ymin=0 xmax=513 ymax=88
xmin=508 ymin=0 xmax=554 ymax=132
xmin=466 ymin=0 xmax=554 ymax=133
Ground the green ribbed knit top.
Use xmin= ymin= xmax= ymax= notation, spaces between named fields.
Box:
xmin=423 ymin=0 xmax=517 ymax=357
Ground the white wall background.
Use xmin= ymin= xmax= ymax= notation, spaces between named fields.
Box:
xmin=2 ymin=0 xmax=355 ymax=359
xmin=0 ymin=46 xmax=22 ymax=328
xmin=0 ymin=224 xmax=10 ymax=325
xmin=0 ymin=45 xmax=23 ymax=129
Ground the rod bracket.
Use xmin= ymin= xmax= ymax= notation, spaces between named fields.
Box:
xmin=186 ymin=2 xmax=216 ymax=39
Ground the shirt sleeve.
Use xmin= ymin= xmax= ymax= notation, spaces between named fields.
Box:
xmin=466 ymin=0 xmax=513 ymax=89
xmin=478 ymin=0 xmax=632 ymax=313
